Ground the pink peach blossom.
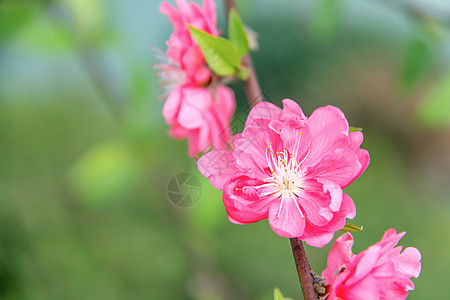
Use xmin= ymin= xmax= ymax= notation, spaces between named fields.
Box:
xmin=157 ymin=0 xmax=235 ymax=157
xmin=164 ymin=85 xmax=235 ymax=157
xmin=197 ymin=100 xmax=369 ymax=247
xmin=159 ymin=0 xmax=217 ymax=86
xmin=322 ymin=229 xmax=422 ymax=300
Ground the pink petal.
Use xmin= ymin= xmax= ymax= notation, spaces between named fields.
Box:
xmin=326 ymin=232 xmax=354 ymax=281
xmin=215 ymin=85 xmax=236 ymax=122
xmin=345 ymin=245 xmax=381 ymax=286
xmin=268 ymin=195 xmax=306 ymax=238
xmin=196 ymin=123 xmax=210 ymax=151
xmin=396 ymin=247 xmax=422 ymax=278
xmin=197 ymin=150 xmax=236 ymax=190
xmin=349 ymin=131 xmax=370 ymax=182
xmin=210 ymin=85 xmax=235 ymax=149
xmin=277 ymin=120 xmax=312 ymax=158
xmin=177 ymin=87 xmax=212 ymax=129
xmin=233 ymin=126 xmax=276 ymax=178
xmin=163 ymin=87 xmax=182 ymax=124
xmin=297 ymin=179 xmax=335 ymax=226
xmin=187 ymin=130 xmax=200 ymax=157
xmin=181 ymin=45 xmax=205 ymax=75
xmin=318 ymin=178 xmax=343 ymax=212
xmin=223 ymin=176 xmax=274 ymax=223
xmin=308 ymin=105 xmax=348 ymax=136
xmin=378 ymin=229 xmax=405 ymax=252
xmin=245 ymin=101 xmax=281 ymax=127
xmin=168 ymin=122 xmax=190 ymax=138
xmin=379 ymin=281 xmax=410 ymax=300
xmin=340 ymin=275 xmax=380 ymax=300
xmin=281 ymin=99 xmax=306 ymax=121
xmin=299 ymin=222 xmax=335 ymax=248
xmin=202 ymin=0 xmax=217 ymax=33
xmin=308 ymin=148 xmax=362 ymax=188
xmin=160 ymin=2 xmax=183 ymax=30
xmin=303 ymin=118 xmax=350 ymax=167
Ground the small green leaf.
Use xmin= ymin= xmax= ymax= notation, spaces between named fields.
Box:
xmin=340 ymin=224 xmax=363 ymax=232
xmin=273 ymin=288 xmax=293 ymax=300
xmin=349 ymin=126 xmax=363 ymax=133
xmin=417 ymin=72 xmax=450 ymax=127
xmin=188 ymin=25 xmax=240 ymax=76
xmin=228 ymin=9 xmax=249 ymax=57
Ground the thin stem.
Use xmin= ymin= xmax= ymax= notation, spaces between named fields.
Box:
xmin=224 ymin=0 xmax=262 ymax=107
xmin=290 ymin=238 xmax=318 ymax=300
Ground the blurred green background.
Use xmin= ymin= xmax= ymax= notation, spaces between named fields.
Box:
xmin=1 ymin=0 xmax=450 ymax=299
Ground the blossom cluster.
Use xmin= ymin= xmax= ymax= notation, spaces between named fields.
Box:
xmin=157 ymin=0 xmax=235 ymax=157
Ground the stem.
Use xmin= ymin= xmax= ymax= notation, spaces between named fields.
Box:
xmin=290 ymin=238 xmax=318 ymax=300
xmin=224 ymin=0 xmax=262 ymax=107
xmin=224 ymin=1 xmax=317 ymax=298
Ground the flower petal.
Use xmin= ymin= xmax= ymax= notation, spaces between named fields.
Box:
xmin=197 ymin=150 xmax=236 ymax=190
xmin=281 ymin=99 xmax=306 ymax=121
xmin=177 ymin=87 xmax=212 ymax=129
xmin=163 ymin=87 xmax=182 ymax=124
xmin=223 ymin=176 xmax=274 ymax=223
xmin=309 ymin=148 xmax=362 ymax=188
xmin=325 ymin=232 xmax=354 ymax=282
xmin=268 ymin=195 xmax=306 ymax=238
xmin=245 ymin=101 xmax=281 ymax=127
xmin=303 ymin=118 xmax=350 ymax=167
xmin=308 ymin=105 xmax=348 ymax=136
xmin=396 ymin=247 xmax=422 ymax=278
xmin=299 ymin=222 xmax=335 ymax=248
xmin=345 ymin=245 xmax=381 ymax=286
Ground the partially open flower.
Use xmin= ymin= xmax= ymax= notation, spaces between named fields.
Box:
xmin=322 ymin=229 xmax=422 ymax=300
xmin=198 ymin=99 xmax=369 ymax=247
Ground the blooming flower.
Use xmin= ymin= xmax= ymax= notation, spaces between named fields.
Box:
xmin=156 ymin=0 xmax=235 ymax=157
xmin=322 ymin=229 xmax=422 ymax=300
xmin=197 ymin=99 xmax=369 ymax=247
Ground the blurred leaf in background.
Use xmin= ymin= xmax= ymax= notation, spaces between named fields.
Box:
xmin=68 ymin=140 xmax=141 ymax=209
xmin=0 ymin=1 xmax=40 ymax=43
xmin=417 ymin=72 xmax=450 ymax=127
xmin=309 ymin=0 xmax=339 ymax=43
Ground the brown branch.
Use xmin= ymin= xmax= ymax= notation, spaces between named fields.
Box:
xmin=224 ymin=0 xmax=262 ymax=107
xmin=290 ymin=238 xmax=318 ymax=300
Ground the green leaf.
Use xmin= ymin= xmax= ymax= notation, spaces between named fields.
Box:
xmin=417 ymin=72 xmax=450 ymax=127
xmin=228 ymin=9 xmax=249 ymax=57
xmin=349 ymin=126 xmax=362 ymax=133
xmin=340 ymin=224 xmax=363 ymax=232
xmin=273 ymin=288 xmax=293 ymax=300
xmin=188 ymin=25 xmax=240 ymax=76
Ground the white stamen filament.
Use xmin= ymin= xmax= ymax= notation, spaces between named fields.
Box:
xmin=256 ymin=133 xmax=310 ymax=219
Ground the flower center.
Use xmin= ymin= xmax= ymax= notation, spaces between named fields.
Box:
xmin=255 ymin=141 xmax=311 ymax=219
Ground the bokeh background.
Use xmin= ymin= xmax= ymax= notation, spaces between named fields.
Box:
xmin=1 ymin=0 xmax=450 ymax=299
